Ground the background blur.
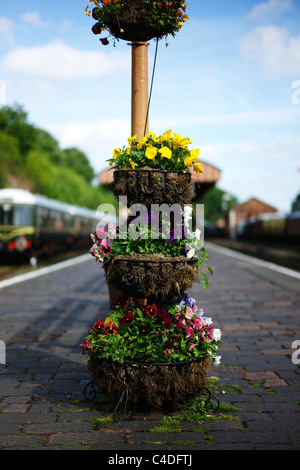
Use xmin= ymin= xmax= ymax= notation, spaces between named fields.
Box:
xmin=0 ymin=0 xmax=300 ymax=219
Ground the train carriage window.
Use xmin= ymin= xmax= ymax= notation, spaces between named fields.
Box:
xmin=13 ymin=206 xmax=33 ymax=226
xmin=0 ymin=204 xmax=13 ymax=225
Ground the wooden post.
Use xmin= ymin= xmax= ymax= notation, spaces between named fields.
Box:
xmin=109 ymin=41 xmax=150 ymax=309
xmin=131 ymin=41 xmax=149 ymax=139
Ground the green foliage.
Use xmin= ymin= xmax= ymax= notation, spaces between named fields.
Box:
xmin=61 ymin=147 xmax=95 ymax=183
xmin=197 ymin=186 xmax=238 ymax=223
xmin=81 ymin=297 xmax=221 ymax=364
xmin=0 ymin=105 xmax=37 ymax=158
xmin=0 ymin=131 xmax=22 ymax=186
xmin=0 ymin=104 xmax=115 ymax=211
xmin=291 ymin=191 xmax=300 ymax=212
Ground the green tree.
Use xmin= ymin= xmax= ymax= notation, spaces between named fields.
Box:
xmin=197 ymin=186 xmax=238 ymax=222
xmin=34 ymin=128 xmax=63 ymax=165
xmin=0 ymin=105 xmax=37 ymax=158
xmin=61 ymin=147 xmax=95 ymax=183
xmin=291 ymin=191 xmax=300 ymax=212
xmin=0 ymin=131 xmax=22 ymax=187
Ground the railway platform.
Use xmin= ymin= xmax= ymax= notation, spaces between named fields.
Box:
xmin=0 ymin=242 xmax=299 ymax=452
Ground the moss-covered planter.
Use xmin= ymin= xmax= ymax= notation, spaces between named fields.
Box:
xmin=112 ymin=169 xmax=192 ymax=207
xmin=88 ymin=356 xmax=212 ymax=410
xmin=103 ymin=254 xmax=199 ymax=299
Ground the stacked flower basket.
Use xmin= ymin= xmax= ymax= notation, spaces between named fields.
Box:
xmin=81 ymin=130 xmax=222 ymax=413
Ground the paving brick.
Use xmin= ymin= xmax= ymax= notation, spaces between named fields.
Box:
xmin=0 ymin=247 xmax=299 ymax=450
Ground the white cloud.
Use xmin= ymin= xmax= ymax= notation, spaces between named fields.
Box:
xmin=1 ymin=40 xmax=130 ymax=79
xmin=20 ymin=11 xmax=46 ymax=28
xmin=0 ymin=16 xmax=14 ymax=45
xmin=239 ymin=26 xmax=300 ymax=75
xmin=200 ymin=139 xmax=300 ymax=212
xmin=49 ymin=119 xmax=131 ymax=171
xmin=248 ymin=0 xmax=294 ymax=20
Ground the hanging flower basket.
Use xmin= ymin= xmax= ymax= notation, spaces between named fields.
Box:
xmin=103 ymin=254 xmax=199 ymax=298
xmin=88 ymin=356 xmax=212 ymax=410
xmin=112 ymin=168 xmax=192 ymax=207
xmin=86 ymin=0 xmax=189 ymax=45
xmin=81 ymin=295 xmax=222 ymax=411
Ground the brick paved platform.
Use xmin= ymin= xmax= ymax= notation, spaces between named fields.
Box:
xmin=0 ymin=243 xmax=299 ymax=452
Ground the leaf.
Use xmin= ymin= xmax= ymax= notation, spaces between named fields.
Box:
xmin=109 ymin=313 xmax=118 ymax=323
xmin=207 ymin=265 xmax=214 ymax=275
xmin=200 ymin=271 xmax=210 ymax=290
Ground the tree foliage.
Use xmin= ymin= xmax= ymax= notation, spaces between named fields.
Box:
xmin=0 ymin=104 xmax=116 ymax=211
xmin=197 ymin=186 xmax=238 ymax=222
xmin=291 ymin=191 xmax=300 ymax=212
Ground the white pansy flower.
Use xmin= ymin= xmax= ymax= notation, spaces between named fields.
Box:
xmin=194 ymin=228 xmax=201 ymax=240
xmin=214 ymin=356 xmax=221 ymax=366
xmin=213 ymin=328 xmax=222 ymax=341
xmin=186 ymin=248 xmax=195 ymax=258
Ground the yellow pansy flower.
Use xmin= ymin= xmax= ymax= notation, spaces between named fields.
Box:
xmin=113 ymin=148 xmax=121 ymax=159
xmin=180 ymin=137 xmax=192 ymax=148
xmin=126 ymin=147 xmax=131 ymax=155
xmin=128 ymin=134 xmax=137 ymax=146
xmin=190 ymin=148 xmax=200 ymax=161
xmin=129 ymin=158 xmax=137 ymax=169
xmin=184 ymin=156 xmax=193 ymax=167
xmin=158 ymin=129 xmax=172 ymax=143
xmin=145 ymin=146 xmax=158 ymax=160
xmin=137 ymin=136 xmax=147 ymax=150
xmin=193 ymin=162 xmax=204 ymax=175
xmin=108 ymin=159 xmax=113 ymax=166
xmin=172 ymin=133 xmax=181 ymax=148
xmin=159 ymin=146 xmax=172 ymax=159
xmin=147 ymin=132 xmax=157 ymax=142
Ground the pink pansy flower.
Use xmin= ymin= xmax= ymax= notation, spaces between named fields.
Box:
xmin=192 ymin=303 xmax=197 ymax=313
xmin=189 ymin=343 xmax=197 ymax=352
xmin=193 ymin=316 xmax=206 ymax=332
xmin=185 ymin=306 xmax=194 ymax=320
xmin=206 ymin=324 xmax=214 ymax=342
xmin=99 ymin=238 xmax=112 ymax=255
xmin=95 ymin=227 xmax=107 ymax=241
xmin=185 ymin=326 xmax=194 ymax=339
xmin=89 ymin=243 xmax=103 ymax=262
xmin=80 ymin=339 xmax=91 ymax=355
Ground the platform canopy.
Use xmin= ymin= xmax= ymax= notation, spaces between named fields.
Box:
xmin=99 ymin=161 xmax=221 ymax=201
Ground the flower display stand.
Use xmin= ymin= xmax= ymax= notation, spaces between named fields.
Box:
xmin=82 ymin=5 xmax=221 ymax=420
xmin=82 ymin=153 xmax=221 ymax=418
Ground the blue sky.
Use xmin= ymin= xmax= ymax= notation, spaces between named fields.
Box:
xmin=0 ymin=0 xmax=300 ymax=212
